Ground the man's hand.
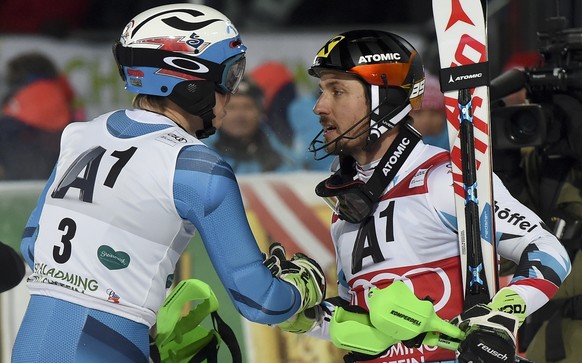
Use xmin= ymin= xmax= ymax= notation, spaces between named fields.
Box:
xmin=453 ymin=287 xmax=527 ymax=363
xmin=454 ymin=304 xmax=519 ymax=363
xmin=263 ymin=242 xmax=326 ymax=313
xmin=277 ymin=305 xmax=325 ymax=333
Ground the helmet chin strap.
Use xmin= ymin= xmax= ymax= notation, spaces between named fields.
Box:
xmin=366 ymin=84 xmax=410 ymax=147
xmin=308 ymin=75 xmax=415 ymax=160
xmin=195 ymin=112 xmax=216 ymax=139
xmin=308 ymin=94 xmax=411 ymax=160
xmin=168 ymin=80 xmax=217 ymax=139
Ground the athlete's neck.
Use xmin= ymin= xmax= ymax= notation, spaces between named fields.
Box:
xmin=142 ymin=100 xmax=204 ymax=137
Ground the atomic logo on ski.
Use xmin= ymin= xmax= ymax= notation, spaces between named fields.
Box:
xmin=446 ymin=0 xmax=475 ymax=30
xmin=433 ymin=0 xmax=498 ymax=306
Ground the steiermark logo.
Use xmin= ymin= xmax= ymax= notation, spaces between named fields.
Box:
xmin=98 ymin=245 xmax=131 ymax=270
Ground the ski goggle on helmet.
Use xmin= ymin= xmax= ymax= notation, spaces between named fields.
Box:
xmin=315 ymin=155 xmax=374 ymax=224
xmin=308 ymin=29 xmax=425 ymax=159
xmin=112 ymin=4 xmax=247 ymax=97
xmin=315 ymin=125 xmax=420 ymax=224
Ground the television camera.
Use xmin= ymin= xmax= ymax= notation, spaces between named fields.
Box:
xmin=491 ymin=16 xmax=582 ymax=154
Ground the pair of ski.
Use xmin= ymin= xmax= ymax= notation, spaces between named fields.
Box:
xmin=433 ymin=1 xmax=530 ymax=362
xmin=433 ymin=0 xmax=495 ymax=312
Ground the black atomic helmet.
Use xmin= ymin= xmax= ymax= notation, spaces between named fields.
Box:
xmin=308 ymin=30 xmax=425 ymax=157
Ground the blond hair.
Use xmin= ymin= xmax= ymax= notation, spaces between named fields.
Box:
xmin=132 ymin=94 xmax=168 ymax=113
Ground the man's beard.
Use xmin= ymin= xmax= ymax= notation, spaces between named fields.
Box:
xmin=323 ymin=124 xmax=368 ymax=155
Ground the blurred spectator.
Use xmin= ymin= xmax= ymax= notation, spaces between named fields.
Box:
xmin=410 ymin=72 xmax=449 ymax=150
xmin=208 ymin=76 xmax=296 ymax=173
xmin=0 ymin=52 xmax=80 ymax=180
xmin=250 ymin=61 xmax=297 ymax=147
xmin=0 ymin=241 xmax=25 ymax=293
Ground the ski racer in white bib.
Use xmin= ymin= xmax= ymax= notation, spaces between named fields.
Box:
xmin=268 ymin=29 xmax=572 ymax=363
xmin=11 ymin=4 xmax=325 ymax=363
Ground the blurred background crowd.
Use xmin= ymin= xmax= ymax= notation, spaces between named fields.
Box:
xmin=0 ymin=0 xmax=580 ymax=179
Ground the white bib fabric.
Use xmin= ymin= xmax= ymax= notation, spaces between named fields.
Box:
xmin=27 ymin=110 xmax=200 ymax=326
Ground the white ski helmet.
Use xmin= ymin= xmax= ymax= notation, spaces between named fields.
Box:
xmin=112 ymin=4 xmax=247 ymax=137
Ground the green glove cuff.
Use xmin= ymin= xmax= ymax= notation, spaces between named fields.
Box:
xmin=329 ymin=281 xmax=467 ymax=355
xmin=368 ymin=281 xmax=464 ymax=340
xmin=489 ymin=287 xmax=527 ymax=326
xmin=330 ymin=306 xmax=397 ymax=355
xmin=278 ymin=306 xmax=320 ymax=334
xmin=155 ymin=279 xmax=220 ymax=363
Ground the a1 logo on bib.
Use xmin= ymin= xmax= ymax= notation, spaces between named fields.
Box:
xmin=98 ymin=245 xmax=131 ymax=270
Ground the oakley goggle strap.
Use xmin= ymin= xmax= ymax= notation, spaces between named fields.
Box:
xmin=113 ymin=42 xmax=225 ymax=83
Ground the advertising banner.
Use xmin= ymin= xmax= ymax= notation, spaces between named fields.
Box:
xmin=0 ymin=172 xmax=344 ymax=363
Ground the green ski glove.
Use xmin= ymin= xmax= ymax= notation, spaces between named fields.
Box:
xmin=277 ymin=304 xmax=324 ymax=334
xmin=263 ymin=242 xmax=326 ymax=313
xmin=453 ymin=287 xmax=526 ymax=363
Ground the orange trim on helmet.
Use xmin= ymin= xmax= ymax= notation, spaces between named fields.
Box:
xmin=350 ymin=50 xmax=420 ymax=87
xmin=351 ymin=63 xmax=410 ymax=86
